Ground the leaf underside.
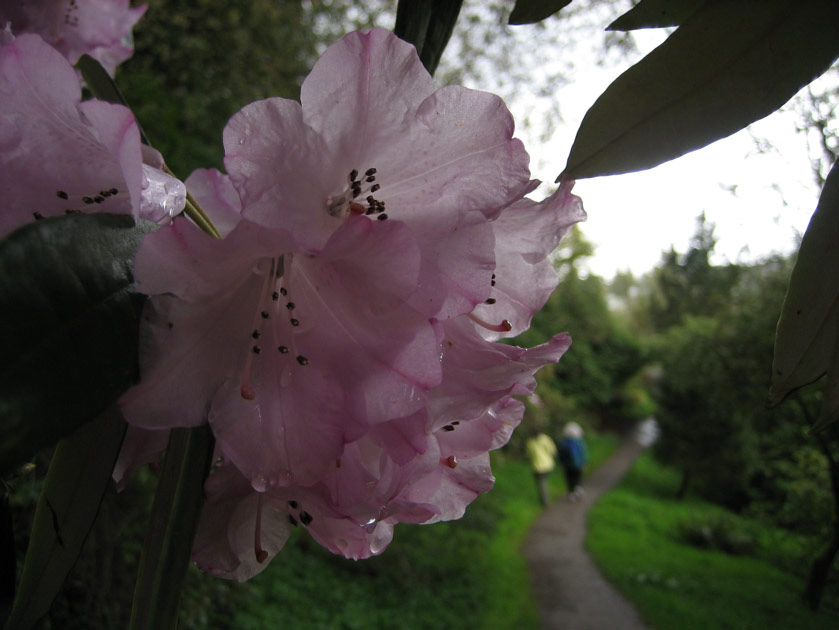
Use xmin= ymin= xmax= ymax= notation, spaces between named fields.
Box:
xmin=0 ymin=213 xmax=153 ymax=475
xmin=562 ymin=0 xmax=839 ymax=180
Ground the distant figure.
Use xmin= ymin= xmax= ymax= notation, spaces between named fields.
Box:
xmin=526 ymin=431 xmax=557 ymax=507
xmin=559 ymin=422 xmax=587 ymax=500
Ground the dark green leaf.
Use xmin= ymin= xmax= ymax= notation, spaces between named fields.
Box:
xmin=607 ymin=0 xmax=706 ymax=31
xmin=0 ymin=214 xmax=154 ymax=475
xmin=394 ymin=0 xmax=463 ymax=76
xmin=561 ymin=0 xmax=839 ymax=180
xmin=4 ymin=406 xmax=126 ymax=630
xmin=509 ymin=0 xmax=573 ymax=25
xmin=129 ymin=426 xmax=214 ymax=630
xmin=76 ymin=55 xmax=151 ymax=146
xmin=770 ymin=160 xmax=839 ymax=406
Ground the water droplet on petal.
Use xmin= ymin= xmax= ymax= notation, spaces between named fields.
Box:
xmin=252 ymin=473 xmax=269 ymax=492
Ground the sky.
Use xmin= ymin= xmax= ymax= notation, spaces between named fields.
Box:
xmin=503 ymin=26 xmax=822 ymax=281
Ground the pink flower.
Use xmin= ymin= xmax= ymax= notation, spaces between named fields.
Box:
xmin=118 ymin=29 xmax=584 ymax=578
xmin=0 ymin=33 xmax=184 ymax=238
xmin=0 ymin=0 xmax=146 ymax=75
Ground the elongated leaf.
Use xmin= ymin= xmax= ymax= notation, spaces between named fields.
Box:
xmin=4 ymin=407 xmax=126 ymax=630
xmin=0 ymin=214 xmax=153 ymax=475
xmin=76 ymin=55 xmax=151 ymax=145
xmin=509 ymin=0 xmax=573 ymax=25
xmin=606 ymin=0 xmax=706 ymax=31
xmin=561 ymin=0 xmax=839 ymax=180
xmin=129 ymin=426 xmax=214 ymax=630
xmin=394 ymin=0 xmax=463 ymax=76
xmin=770 ymin=160 xmax=839 ymax=406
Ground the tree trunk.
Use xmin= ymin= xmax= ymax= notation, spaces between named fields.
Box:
xmin=676 ymin=469 xmax=690 ymax=500
xmin=804 ymin=432 xmax=839 ymax=610
xmin=803 ymin=528 xmax=839 ymax=610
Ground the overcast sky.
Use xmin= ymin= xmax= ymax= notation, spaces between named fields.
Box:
xmin=507 ymin=27 xmax=821 ymax=280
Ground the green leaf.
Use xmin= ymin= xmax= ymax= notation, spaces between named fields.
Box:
xmin=0 ymin=214 xmax=154 ymax=475
xmin=394 ymin=0 xmax=463 ymax=76
xmin=76 ymin=55 xmax=151 ymax=146
xmin=606 ymin=0 xmax=706 ymax=31
xmin=509 ymin=0 xmax=573 ymax=25
xmin=4 ymin=406 xmax=126 ymax=630
xmin=129 ymin=426 xmax=214 ymax=630
xmin=770 ymin=160 xmax=839 ymax=407
xmin=561 ymin=0 xmax=839 ymax=180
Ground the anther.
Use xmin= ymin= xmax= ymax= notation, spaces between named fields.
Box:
xmin=94 ymin=196 xmax=104 ymax=203
xmin=56 ymin=190 xmax=68 ymax=200
xmin=261 ymin=311 xmax=269 ymax=319
xmin=288 ymin=500 xmax=298 ymax=509
xmin=252 ymin=346 xmax=261 ymax=354
xmin=33 ymin=212 xmax=44 ymax=220
xmin=296 ymin=355 xmax=309 ymax=365
xmin=485 ymin=298 xmax=497 ymax=304
xmin=240 ymin=384 xmax=256 ymax=400
xmin=288 ymin=514 xmax=298 ymax=526
xmin=365 ymin=168 xmax=377 ymax=176
xmin=280 ymin=288 xmax=288 ymax=296
xmin=109 ymin=188 xmax=119 ymax=195
xmin=377 ymin=213 xmax=388 ymax=221
xmin=299 ymin=511 xmax=313 ymax=526
xmin=443 ymin=455 xmax=458 ymax=469
xmin=349 ymin=169 xmax=358 ymax=181
xmin=290 ymin=318 xmax=299 ymax=327
xmin=252 ymin=330 xmax=261 ymax=339
xmin=442 ymin=425 xmax=455 ymax=432
xmin=371 ymin=184 xmax=380 ymax=192
xmin=272 ymin=292 xmax=279 ymax=300
xmin=365 ymin=175 xmax=375 ymax=183
xmin=278 ymin=345 xmax=289 ymax=354
xmin=83 ymin=196 xmax=94 ymax=204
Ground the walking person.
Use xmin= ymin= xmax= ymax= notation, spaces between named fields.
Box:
xmin=558 ymin=422 xmax=587 ymax=500
xmin=526 ymin=429 xmax=557 ymax=507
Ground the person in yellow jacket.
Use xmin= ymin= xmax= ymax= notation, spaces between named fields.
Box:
xmin=526 ymin=431 xmax=558 ymax=507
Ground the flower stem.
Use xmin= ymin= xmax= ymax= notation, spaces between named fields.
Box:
xmin=129 ymin=426 xmax=214 ymax=630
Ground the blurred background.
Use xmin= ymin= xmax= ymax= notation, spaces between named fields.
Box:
xmin=7 ymin=1 xmax=839 ymax=628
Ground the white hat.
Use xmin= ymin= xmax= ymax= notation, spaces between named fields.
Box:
xmin=562 ymin=422 xmax=583 ymax=438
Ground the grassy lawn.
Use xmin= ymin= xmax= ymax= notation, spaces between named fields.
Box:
xmin=586 ymin=454 xmax=839 ymax=630
xmin=191 ymin=431 xmax=618 ymax=629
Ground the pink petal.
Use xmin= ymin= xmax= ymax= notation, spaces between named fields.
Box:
xmin=0 ymin=34 xmax=143 ymax=237
xmin=0 ymin=0 xmax=146 ymax=74
xmin=473 ymin=180 xmax=586 ymax=338
xmin=185 ymin=168 xmax=243 ymax=238
xmin=224 ymin=97 xmax=336 ymax=251
xmin=300 ymin=29 xmax=436 ymax=166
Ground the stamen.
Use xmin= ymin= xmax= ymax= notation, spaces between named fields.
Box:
xmin=467 ymin=312 xmax=512 ymax=332
xmin=240 ymin=259 xmax=277 ymax=399
xmin=254 ymin=494 xmax=269 ymax=563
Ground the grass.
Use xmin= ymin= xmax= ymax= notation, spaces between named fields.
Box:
xmin=191 ymin=431 xmax=618 ymax=629
xmin=586 ymin=454 xmax=839 ymax=630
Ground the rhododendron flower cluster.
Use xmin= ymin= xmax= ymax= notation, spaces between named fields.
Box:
xmin=0 ymin=0 xmax=145 ymax=75
xmin=117 ymin=28 xmax=584 ymax=580
xmin=0 ymin=32 xmax=184 ymax=237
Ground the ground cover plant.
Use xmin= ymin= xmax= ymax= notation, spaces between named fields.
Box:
xmin=587 ymin=453 xmax=839 ymax=630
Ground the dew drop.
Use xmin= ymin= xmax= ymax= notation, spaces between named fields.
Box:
xmin=252 ymin=473 xmax=269 ymax=492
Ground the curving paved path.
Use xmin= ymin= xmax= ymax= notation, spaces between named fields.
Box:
xmin=522 ymin=422 xmax=656 ymax=630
